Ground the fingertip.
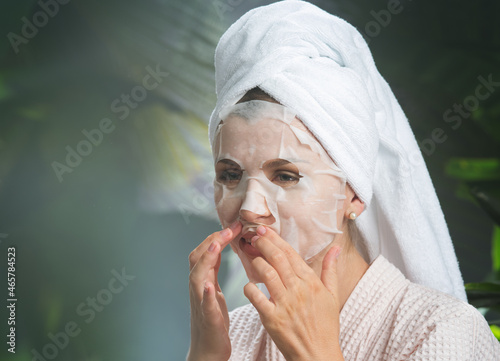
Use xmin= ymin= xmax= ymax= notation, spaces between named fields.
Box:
xmin=202 ymin=282 xmax=216 ymax=305
xmin=324 ymin=246 xmax=341 ymax=267
xmin=219 ymin=223 xmax=241 ymax=247
xmin=204 ymin=281 xmax=212 ymax=295
xmin=243 ymin=282 xmax=256 ymax=297
xmin=201 ymin=282 xmax=217 ymax=316
xmin=329 ymin=246 xmax=342 ymax=260
xmin=243 ymin=283 xmax=260 ymax=307
xmin=334 ymin=246 xmax=342 ymax=259
xmin=220 ymin=228 xmax=231 ymax=240
xmin=250 ymin=235 xmax=260 ymax=247
xmin=230 ymin=220 xmax=242 ymax=232
xmin=244 ymin=283 xmax=274 ymax=315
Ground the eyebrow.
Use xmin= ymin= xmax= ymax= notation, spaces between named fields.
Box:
xmin=216 ymin=159 xmax=241 ymax=167
xmin=267 ymin=158 xmax=309 ymax=166
xmin=265 ymin=159 xmax=291 ymax=168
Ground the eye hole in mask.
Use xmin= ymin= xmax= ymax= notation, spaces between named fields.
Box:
xmin=262 ymin=159 xmax=303 ymax=187
xmin=215 ymin=159 xmax=243 ymax=186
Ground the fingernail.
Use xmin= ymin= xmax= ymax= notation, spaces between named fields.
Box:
xmin=256 ymin=225 xmax=267 ymax=236
xmin=333 ymin=247 xmax=342 ymax=259
xmin=220 ymin=228 xmax=231 ymax=239
xmin=204 ymin=283 xmax=209 ymax=293
xmin=208 ymin=242 xmax=216 ymax=253
xmin=250 ymin=235 xmax=260 ymax=246
xmin=229 ymin=221 xmax=240 ymax=230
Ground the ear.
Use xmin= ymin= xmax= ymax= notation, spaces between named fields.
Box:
xmin=344 ymin=184 xmax=365 ymax=220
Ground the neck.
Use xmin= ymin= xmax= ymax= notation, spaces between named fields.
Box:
xmin=308 ymin=241 xmax=369 ymax=309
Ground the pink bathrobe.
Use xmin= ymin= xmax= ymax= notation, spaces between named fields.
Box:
xmin=228 ymin=256 xmax=500 ymax=361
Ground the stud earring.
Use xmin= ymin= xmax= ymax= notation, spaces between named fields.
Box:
xmin=349 ymin=212 xmax=357 ymax=220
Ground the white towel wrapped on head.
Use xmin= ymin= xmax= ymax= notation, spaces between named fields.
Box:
xmin=208 ymin=0 xmax=466 ymax=301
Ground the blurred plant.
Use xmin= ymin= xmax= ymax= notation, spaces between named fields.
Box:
xmin=446 ymin=158 xmax=500 ymax=339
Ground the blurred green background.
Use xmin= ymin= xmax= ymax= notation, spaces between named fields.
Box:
xmin=1 ymin=0 xmax=499 ymax=360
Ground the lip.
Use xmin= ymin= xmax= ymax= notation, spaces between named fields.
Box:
xmin=237 ymin=223 xmax=274 ymax=258
xmin=238 ymin=237 xmax=262 ymax=258
xmin=241 ymin=230 xmax=257 ymax=244
xmin=237 ymin=224 xmax=262 ymax=258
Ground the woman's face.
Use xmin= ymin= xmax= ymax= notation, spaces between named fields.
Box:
xmin=213 ymin=101 xmax=346 ymax=282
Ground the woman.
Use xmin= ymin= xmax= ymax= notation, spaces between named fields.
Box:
xmin=187 ymin=2 xmax=499 ymax=360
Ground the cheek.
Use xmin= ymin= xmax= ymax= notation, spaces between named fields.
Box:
xmin=276 ymin=177 xmax=344 ymax=232
xmin=215 ymin=189 xmax=243 ymax=228
xmin=278 ymin=200 xmax=333 ymax=226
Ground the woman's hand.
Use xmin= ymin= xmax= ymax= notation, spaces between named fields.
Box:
xmin=244 ymin=226 xmax=344 ymax=361
xmin=187 ymin=221 xmax=242 ymax=361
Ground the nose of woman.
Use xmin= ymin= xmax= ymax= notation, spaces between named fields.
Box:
xmin=239 ymin=178 xmax=275 ymax=224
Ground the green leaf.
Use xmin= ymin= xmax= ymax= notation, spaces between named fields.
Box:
xmin=446 ymin=158 xmax=500 ymax=181
xmin=493 ymin=226 xmax=500 ymax=272
xmin=466 ymin=282 xmax=500 ymax=292
xmin=465 ymin=282 xmax=500 ymax=308
xmin=490 ymin=325 xmax=500 ymax=341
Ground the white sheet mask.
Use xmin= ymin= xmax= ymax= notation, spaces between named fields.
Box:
xmin=213 ymin=100 xmax=346 ymax=281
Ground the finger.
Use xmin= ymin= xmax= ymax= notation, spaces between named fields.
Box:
xmin=250 ymin=257 xmax=286 ymax=301
xmin=321 ymin=246 xmax=341 ymax=295
xmin=213 ymin=253 xmax=223 ymax=291
xmin=220 ymin=220 xmax=242 ymax=248
xmin=243 ymin=282 xmax=274 ymax=317
xmin=215 ymin=289 xmax=230 ymax=326
xmin=201 ymin=281 xmax=224 ymax=326
xmin=189 ymin=221 xmax=242 ymax=270
xmin=254 ymin=226 xmax=312 ymax=277
xmin=189 ymin=241 xmax=222 ymax=299
xmin=251 ymin=235 xmax=297 ymax=288
xmin=214 ymin=222 xmax=242 ymax=283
